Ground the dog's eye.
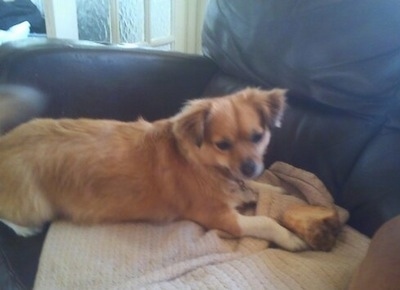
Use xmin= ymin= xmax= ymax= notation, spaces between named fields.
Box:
xmin=215 ymin=140 xmax=232 ymax=151
xmin=251 ymin=132 xmax=263 ymax=143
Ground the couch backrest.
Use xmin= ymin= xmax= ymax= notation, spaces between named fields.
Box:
xmin=0 ymin=39 xmax=216 ymax=122
xmin=202 ymin=0 xmax=400 ymax=116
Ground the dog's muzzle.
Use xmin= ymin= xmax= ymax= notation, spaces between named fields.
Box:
xmin=240 ymin=159 xmax=257 ymax=178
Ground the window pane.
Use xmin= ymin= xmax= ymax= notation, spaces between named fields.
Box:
xmin=150 ymin=0 xmax=171 ymax=40
xmin=76 ymin=0 xmax=111 ymax=43
xmin=118 ymin=0 xmax=144 ymax=43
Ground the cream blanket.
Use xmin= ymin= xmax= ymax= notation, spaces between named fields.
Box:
xmin=34 ymin=162 xmax=370 ymax=290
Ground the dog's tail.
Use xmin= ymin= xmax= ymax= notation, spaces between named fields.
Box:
xmin=0 ymin=85 xmax=46 ymax=135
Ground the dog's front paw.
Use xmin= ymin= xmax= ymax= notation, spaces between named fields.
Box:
xmin=275 ymin=229 xmax=309 ymax=252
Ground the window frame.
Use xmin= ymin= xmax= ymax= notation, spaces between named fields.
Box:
xmin=41 ymin=0 xmax=207 ymax=53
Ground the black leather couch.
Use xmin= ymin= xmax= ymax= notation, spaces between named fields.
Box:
xmin=1 ymin=0 xmax=399 ymax=289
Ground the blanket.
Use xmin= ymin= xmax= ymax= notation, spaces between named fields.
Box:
xmin=34 ymin=162 xmax=370 ymax=290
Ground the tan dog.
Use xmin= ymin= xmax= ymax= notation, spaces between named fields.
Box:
xmin=0 ymin=88 xmax=307 ymax=251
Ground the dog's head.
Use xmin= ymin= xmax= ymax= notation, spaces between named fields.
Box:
xmin=172 ymin=88 xmax=286 ymax=180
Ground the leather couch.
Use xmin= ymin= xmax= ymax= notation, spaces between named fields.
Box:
xmin=1 ymin=0 xmax=399 ymax=289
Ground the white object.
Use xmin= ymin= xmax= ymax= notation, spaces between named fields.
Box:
xmin=0 ymin=21 xmax=31 ymax=44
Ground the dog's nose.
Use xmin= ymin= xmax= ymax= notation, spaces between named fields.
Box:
xmin=240 ymin=159 xmax=256 ymax=178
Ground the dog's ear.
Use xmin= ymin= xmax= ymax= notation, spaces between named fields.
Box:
xmin=173 ymin=99 xmax=211 ymax=147
xmin=249 ymin=88 xmax=287 ymax=129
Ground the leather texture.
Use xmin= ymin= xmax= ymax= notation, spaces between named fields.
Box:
xmin=0 ymin=224 xmax=48 ymax=290
xmin=0 ymin=39 xmax=217 ymax=290
xmin=202 ymin=0 xmax=400 ymax=237
xmin=1 ymin=1 xmax=400 ymax=288
xmin=203 ymin=0 xmax=400 ymax=116
xmin=0 ymin=38 xmax=218 ymax=122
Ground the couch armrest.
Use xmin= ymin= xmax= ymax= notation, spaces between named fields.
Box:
xmin=0 ymin=38 xmax=218 ymax=121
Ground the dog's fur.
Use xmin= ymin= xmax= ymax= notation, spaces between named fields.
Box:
xmin=0 ymin=88 xmax=307 ymax=251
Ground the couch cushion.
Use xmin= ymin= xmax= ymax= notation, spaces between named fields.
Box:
xmin=202 ymin=0 xmax=400 ymax=236
xmin=342 ymin=106 xmax=400 ymax=236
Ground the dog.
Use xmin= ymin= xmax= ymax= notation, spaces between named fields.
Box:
xmin=0 ymin=88 xmax=308 ymax=251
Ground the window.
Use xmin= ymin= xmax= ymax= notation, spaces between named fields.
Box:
xmin=31 ymin=0 xmax=207 ymax=53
